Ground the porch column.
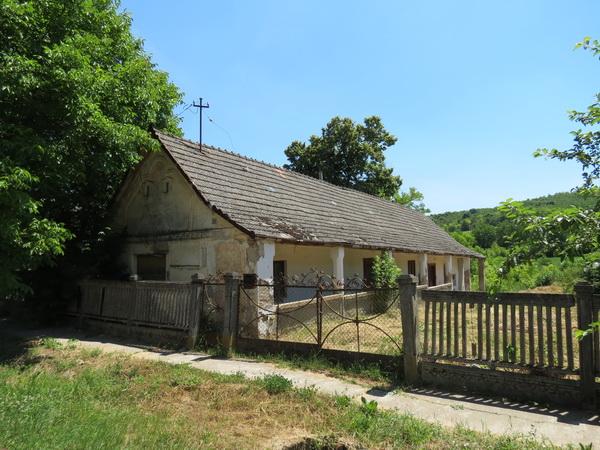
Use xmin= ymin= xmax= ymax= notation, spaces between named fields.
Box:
xmin=330 ymin=247 xmax=345 ymax=285
xmin=256 ymin=240 xmax=275 ymax=283
xmin=457 ymin=257 xmax=465 ymax=291
xmin=478 ymin=257 xmax=485 ymax=291
xmin=418 ymin=253 xmax=428 ymax=286
xmin=444 ymin=255 xmax=454 ymax=285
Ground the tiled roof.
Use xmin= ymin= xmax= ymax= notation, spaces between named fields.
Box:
xmin=153 ymin=129 xmax=482 ymax=258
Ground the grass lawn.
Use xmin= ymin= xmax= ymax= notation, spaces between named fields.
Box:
xmin=0 ymin=333 xmax=559 ymax=449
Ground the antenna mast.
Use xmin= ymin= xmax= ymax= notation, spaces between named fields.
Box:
xmin=192 ymin=97 xmax=210 ymax=149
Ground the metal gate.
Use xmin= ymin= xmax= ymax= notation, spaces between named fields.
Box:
xmin=236 ymin=272 xmax=403 ymax=357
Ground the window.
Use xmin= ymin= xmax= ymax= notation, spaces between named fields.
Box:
xmin=273 ymin=260 xmax=287 ymax=302
xmin=363 ymin=258 xmax=375 ymax=286
xmin=407 ymin=260 xmax=416 ymax=276
xmin=137 ymin=254 xmax=166 ymax=280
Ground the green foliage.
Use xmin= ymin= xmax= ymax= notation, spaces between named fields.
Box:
xmin=372 ymin=252 xmax=402 ymax=288
xmin=40 ymin=337 xmax=62 ymax=350
xmin=359 ymin=396 xmax=378 ymax=416
xmin=284 ymin=116 xmax=427 ymax=211
xmin=258 ymin=374 xmax=293 ymax=394
xmin=394 ymin=186 xmax=430 ymax=212
xmin=0 ymin=0 xmax=183 ymax=298
xmin=498 ymin=199 xmax=600 ymax=267
xmin=284 ymin=116 xmax=399 ymax=198
xmin=473 ymin=223 xmax=496 ymax=249
xmin=0 ymin=162 xmax=71 ymax=295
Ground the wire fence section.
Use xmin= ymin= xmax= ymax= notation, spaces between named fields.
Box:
xmin=237 ymin=284 xmax=404 ymax=356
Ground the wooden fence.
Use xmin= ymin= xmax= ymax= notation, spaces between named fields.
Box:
xmin=73 ymin=279 xmax=227 ymax=346
xmin=420 ymin=290 xmax=577 ymax=372
xmin=70 ymin=276 xmax=600 ymax=408
xmin=409 ymin=280 xmax=599 ymax=408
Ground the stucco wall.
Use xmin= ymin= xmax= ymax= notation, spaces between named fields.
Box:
xmin=112 ymin=152 xmax=256 ymax=281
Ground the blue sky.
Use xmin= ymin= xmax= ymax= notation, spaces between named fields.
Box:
xmin=121 ymin=1 xmax=599 ymax=213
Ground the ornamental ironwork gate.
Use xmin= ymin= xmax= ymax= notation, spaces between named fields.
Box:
xmin=236 ymin=272 xmax=404 ymax=357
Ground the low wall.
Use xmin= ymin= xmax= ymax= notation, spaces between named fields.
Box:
xmin=420 ymin=361 xmax=582 ymax=408
xmin=236 ymin=337 xmax=402 ymax=373
xmin=73 ymin=316 xmax=191 ymax=348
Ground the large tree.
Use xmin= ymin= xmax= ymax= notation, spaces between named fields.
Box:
xmin=284 ymin=116 xmax=414 ymax=200
xmin=0 ymin=0 xmax=182 ymax=297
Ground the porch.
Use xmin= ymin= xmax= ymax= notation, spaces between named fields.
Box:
xmin=255 ymin=241 xmax=482 ymax=292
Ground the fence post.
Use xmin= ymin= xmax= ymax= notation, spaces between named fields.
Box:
xmin=576 ymin=281 xmax=595 ymax=408
xmin=187 ymin=276 xmax=205 ymax=349
xmin=398 ymin=274 xmax=420 ymax=384
xmin=223 ymin=272 xmax=240 ymax=353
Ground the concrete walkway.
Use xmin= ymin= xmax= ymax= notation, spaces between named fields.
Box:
xmin=7 ymin=327 xmax=600 ymax=447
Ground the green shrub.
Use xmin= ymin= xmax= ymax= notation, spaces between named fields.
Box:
xmin=372 ymin=252 xmax=401 ymax=288
xmin=258 ymin=374 xmax=293 ymax=394
xmin=40 ymin=337 xmax=62 ymax=350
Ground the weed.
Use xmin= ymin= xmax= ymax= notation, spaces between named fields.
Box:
xmin=359 ymin=396 xmax=378 ymax=416
xmin=296 ymin=385 xmax=317 ymax=401
xmin=334 ymin=395 xmax=352 ymax=409
xmin=40 ymin=337 xmax=62 ymax=350
xmin=81 ymin=347 xmax=102 ymax=358
xmin=258 ymin=374 xmax=293 ymax=394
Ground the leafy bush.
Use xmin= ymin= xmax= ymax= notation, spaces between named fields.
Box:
xmin=372 ymin=252 xmax=401 ymax=288
xmin=258 ymin=374 xmax=293 ymax=394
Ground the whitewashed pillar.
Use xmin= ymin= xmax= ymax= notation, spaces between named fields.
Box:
xmin=457 ymin=257 xmax=465 ymax=291
xmin=444 ymin=255 xmax=453 ymax=285
xmin=418 ymin=253 xmax=428 ymax=285
xmin=464 ymin=257 xmax=471 ymax=291
xmin=330 ymin=247 xmax=345 ymax=285
xmin=256 ymin=240 xmax=275 ymax=283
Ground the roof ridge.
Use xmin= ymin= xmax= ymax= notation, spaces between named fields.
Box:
xmin=153 ymin=128 xmax=416 ymax=214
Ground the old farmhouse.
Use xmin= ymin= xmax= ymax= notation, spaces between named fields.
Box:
xmin=111 ymin=129 xmax=484 ymax=291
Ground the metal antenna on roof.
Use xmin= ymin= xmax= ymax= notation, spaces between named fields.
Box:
xmin=192 ymin=97 xmax=210 ymax=149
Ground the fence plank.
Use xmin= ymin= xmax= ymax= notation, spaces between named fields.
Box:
xmin=461 ymin=302 xmax=467 ymax=358
xmin=510 ymin=305 xmax=517 ymax=363
xmin=477 ymin=303 xmax=483 ymax=360
xmin=431 ymin=301 xmax=437 ymax=355
xmin=494 ymin=303 xmax=499 ymax=361
xmin=502 ymin=304 xmax=508 ymax=362
xmin=528 ymin=305 xmax=535 ymax=365
xmin=439 ymin=300 xmax=445 ymax=355
xmin=546 ymin=305 xmax=554 ymax=367
xmin=537 ymin=305 xmax=544 ymax=366
xmin=556 ymin=306 xmax=564 ymax=369
xmin=446 ymin=300 xmax=452 ymax=355
xmin=565 ymin=306 xmax=574 ymax=370
xmin=594 ymin=308 xmax=600 ymax=374
xmin=453 ymin=301 xmax=459 ymax=357
xmin=519 ymin=305 xmax=525 ymax=365
xmin=485 ymin=303 xmax=491 ymax=360
xmin=423 ymin=300 xmax=430 ymax=354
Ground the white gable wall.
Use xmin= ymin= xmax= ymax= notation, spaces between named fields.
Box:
xmin=112 ymin=151 xmax=257 ymax=280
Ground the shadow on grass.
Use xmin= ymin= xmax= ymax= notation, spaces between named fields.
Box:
xmin=0 ymin=328 xmax=33 ymax=364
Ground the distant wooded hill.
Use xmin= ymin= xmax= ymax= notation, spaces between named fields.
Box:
xmin=431 ymin=192 xmax=596 ymax=249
